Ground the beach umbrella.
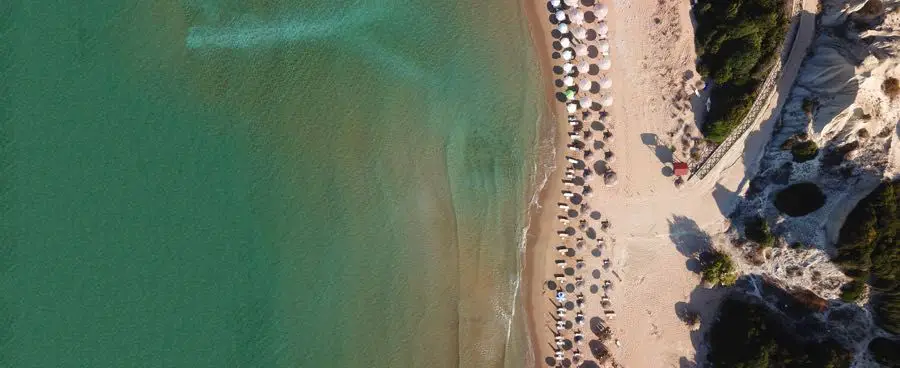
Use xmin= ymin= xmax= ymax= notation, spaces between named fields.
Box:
xmin=599 ymin=57 xmax=612 ymax=70
xmin=565 ymin=89 xmax=576 ymax=100
xmin=555 ymin=10 xmax=567 ymax=21
xmin=579 ymin=96 xmax=593 ymax=108
xmin=595 ymin=4 xmax=608 ymax=18
xmin=562 ymin=50 xmax=574 ymax=61
xmin=597 ymin=39 xmax=610 ymax=53
xmin=562 ymin=62 xmax=574 ymax=74
xmin=551 ymin=0 xmax=561 ymax=8
xmin=560 ymin=37 xmax=572 ymax=49
xmin=572 ymin=27 xmax=587 ymax=40
xmin=574 ymin=44 xmax=589 ymax=56
xmin=566 ymin=103 xmax=578 ymax=114
xmin=600 ymin=95 xmax=614 ymax=107
xmin=563 ymin=76 xmax=575 ymax=86
xmin=577 ymin=60 xmax=591 ymax=74
xmin=605 ymin=151 xmax=616 ymax=163
xmin=599 ymin=76 xmax=612 ymax=89
xmin=557 ymin=23 xmax=569 ymax=34
xmin=597 ymin=21 xmax=609 ymax=36
xmin=604 ymin=171 xmax=618 ymax=187
xmin=578 ymin=78 xmax=592 ymax=90
xmin=570 ymin=9 xmax=585 ymax=24
xmin=564 ymin=0 xmax=579 ymax=7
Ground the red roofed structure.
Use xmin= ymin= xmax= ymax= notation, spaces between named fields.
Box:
xmin=673 ymin=162 xmax=689 ymax=177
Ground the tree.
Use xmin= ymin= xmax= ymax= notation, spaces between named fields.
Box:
xmin=701 ymin=250 xmax=738 ymax=287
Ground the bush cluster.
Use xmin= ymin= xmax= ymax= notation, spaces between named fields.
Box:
xmin=774 ymin=182 xmax=827 ymax=217
xmin=744 ymin=216 xmax=774 ymax=247
xmin=700 ymin=250 xmax=738 ymax=287
xmin=694 ymin=0 xmax=788 ymax=143
xmin=869 ymin=337 xmax=900 ymax=367
xmin=707 ymin=298 xmax=853 ymax=367
xmin=790 ymin=140 xmax=818 ymax=163
xmin=834 ymin=181 xmax=900 ymax=332
xmin=883 ymin=77 xmax=900 ymax=100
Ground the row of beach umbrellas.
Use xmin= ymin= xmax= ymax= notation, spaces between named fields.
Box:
xmin=562 ymin=75 xmax=612 ymax=90
xmin=551 ymin=0 xmax=609 ymax=14
xmin=557 ymin=23 xmax=608 ymax=39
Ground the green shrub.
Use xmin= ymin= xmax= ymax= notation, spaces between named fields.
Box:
xmin=694 ymin=0 xmax=788 ymax=142
xmin=791 ymin=140 xmax=819 ymax=163
xmin=774 ymin=182 xmax=827 ymax=216
xmin=869 ymin=337 xmax=900 ymax=367
xmin=707 ymin=298 xmax=853 ymax=367
xmin=701 ymin=250 xmax=738 ymax=287
xmin=835 ymin=181 xmax=900 ymax=332
xmin=744 ymin=216 xmax=774 ymax=247
xmin=839 ymin=280 xmax=866 ymax=302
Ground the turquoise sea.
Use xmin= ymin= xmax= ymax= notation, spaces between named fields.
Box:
xmin=5 ymin=0 xmax=545 ymax=367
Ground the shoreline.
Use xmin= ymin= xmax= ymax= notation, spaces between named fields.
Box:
xmin=520 ymin=0 xmax=570 ymax=367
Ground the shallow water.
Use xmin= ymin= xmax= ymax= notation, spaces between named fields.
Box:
xmin=4 ymin=0 xmax=543 ymax=367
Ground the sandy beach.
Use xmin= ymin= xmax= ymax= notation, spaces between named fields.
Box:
xmin=522 ymin=0 xmax=818 ymax=365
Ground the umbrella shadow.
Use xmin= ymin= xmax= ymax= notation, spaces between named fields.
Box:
xmin=587 ymin=46 xmax=599 ymax=58
xmin=640 ymin=132 xmax=674 ymax=165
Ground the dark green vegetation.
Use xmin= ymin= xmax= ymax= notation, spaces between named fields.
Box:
xmin=774 ymin=182 xmax=827 ymax=216
xmin=869 ymin=337 xmax=900 ymax=367
xmin=802 ymin=98 xmax=818 ymax=116
xmin=700 ymin=250 xmax=737 ymax=286
xmin=745 ymin=216 xmax=775 ymax=247
xmin=707 ymin=298 xmax=853 ymax=367
xmin=791 ymin=140 xmax=819 ymax=163
xmin=834 ymin=181 xmax=900 ymax=332
xmin=884 ymin=77 xmax=900 ymax=100
xmin=694 ymin=0 xmax=788 ymax=143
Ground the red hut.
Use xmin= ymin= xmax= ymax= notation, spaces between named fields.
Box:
xmin=673 ymin=162 xmax=689 ymax=177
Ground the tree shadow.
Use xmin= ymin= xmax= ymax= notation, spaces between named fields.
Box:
xmin=667 ymin=215 xmax=712 ymax=272
xmin=667 ymin=215 xmax=727 ymax=366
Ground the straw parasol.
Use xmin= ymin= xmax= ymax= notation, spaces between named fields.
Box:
xmin=578 ymin=78 xmax=592 ymax=90
xmin=604 ymin=171 xmax=618 ymax=186
xmin=562 ymin=50 xmax=574 ymax=61
xmin=599 ymin=76 xmax=612 ymax=89
xmin=570 ymin=9 xmax=585 ymax=24
xmin=579 ymin=96 xmax=593 ymax=108
xmin=572 ymin=27 xmax=588 ymax=40
xmin=604 ymin=151 xmax=616 ymax=163
xmin=574 ymin=44 xmax=589 ymax=56
xmin=600 ymin=95 xmax=613 ymax=106
xmin=564 ymin=76 xmax=575 ymax=86
xmin=560 ymin=37 xmax=572 ymax=49
xmin=597 ymin=39 xmax=610 ymax=53
xmin=555 ymin=10 xmax=567 ymax=22
xmin=558 ymin=23 xmax=569 ymax=34
xmin=564 ymin=0 xmax=579 ymax=7
xmin=562 ymin=62 xmax=575 ymax=74
xmin=577 ymin=60 xmax=591 ymax=74
xmin=597 ymin=21 xmax=609 ymax=36
xmin=567 ymin=103 xmax=578 ymax=113
xmin=595 ymin=4 xmax=608 ymax=18
xmin=598 ymin=57 xmax=612 ymax=70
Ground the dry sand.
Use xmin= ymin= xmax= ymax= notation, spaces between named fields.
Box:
xmin=522 ymin=0 xmax=819 ymax=366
